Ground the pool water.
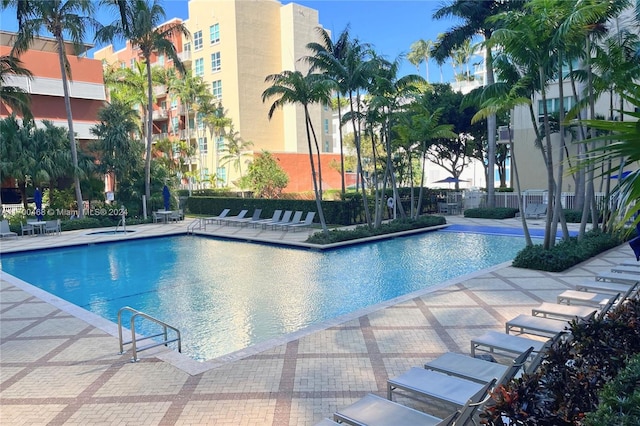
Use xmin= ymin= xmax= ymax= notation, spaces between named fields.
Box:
xmin=1 ymin=232 xmax=529 ymax=361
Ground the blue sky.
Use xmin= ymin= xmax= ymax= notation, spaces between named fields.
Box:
xmin=1 ymin=0 xmax=459 ymax=83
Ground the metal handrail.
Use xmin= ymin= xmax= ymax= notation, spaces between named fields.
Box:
xmin=187 ymin=218 xmax=202 ymax=234
xmin=117 ymin=306 xmax=181 ymax=362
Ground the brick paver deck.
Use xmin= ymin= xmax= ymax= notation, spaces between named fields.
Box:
xmin=0 ymin=216 xmax=634 ymax=425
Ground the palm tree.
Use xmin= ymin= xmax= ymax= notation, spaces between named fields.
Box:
xmin=407 ymin=39 xmax=434 ymax=81
xmin=33 ymin=121 xmax=72 ymax=207
xmin=11 ymin=0 xmax=101 ymax=218
xmin=219 ymin=126 xmax=253 ymax=189
xmin=432 ymin=0 xmax=523 ymax=208
xmin=0 ymin=115 xmax=37 ymax=208
xmin=201 ymin=99 xmax=232 ymax=186
xmin=96 ymin=0 xmax=189 ymax=214
xmin=263 ymin=70 xmax=332 ymax=233
xmin=0 ymin=55 xmax=33 ymax=119
xmin=304 ymin=26 xmax=352 ymax=196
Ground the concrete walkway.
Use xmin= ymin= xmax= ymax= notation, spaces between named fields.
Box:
xmin=0 ymin=216 xmax=634 ymax=425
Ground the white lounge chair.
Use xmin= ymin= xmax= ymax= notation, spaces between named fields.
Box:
xmin=283 ymin=211 xmax=315 ymax=232
xmin=204 ymin=209 xmax=230 ymax=227
xmin=252 ymin=209 xmax=282 ymax=228
xmin=386 ymin=348 xmax=531 ymax=409
xmin=505 ymin=311 xmax=594 ymax=338
xmin=0 ymin=220 xmax=18 ymax=239
xmin=558 ymin=281 xmax=637 ymax=307
xmin=610 ymin=265 xmax=640 ymax=274
xmin=267 ymin=210 xmax=292 ymax=230
xmin=575 ymin=280 xmax=637 ymax=295
xmin=531 ymin=303 xmax=599 ymax=321
xmin=333 ymin=379 xmax=495 ymax=426
xmin=275 ymin=210 xmax=302 ymax=230
xmin=220 ymin=209 xmax=248 ymax=226
xmin=595 ymin=271 xmax=640 ymax=285
xmin=470 ymin=330 xmax=546 ymax=358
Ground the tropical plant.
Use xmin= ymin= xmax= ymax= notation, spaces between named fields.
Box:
xmin=32 ymin=120 xmax=72 ymax=206
xmin=11 ymin=0 xmax=101 ymax=218
xmin=262 ymin=70 xmax=332 ymax=233
xmin=219 ymin=126 xmax=254 ymax=187
xmin=0 ymin=54 xmax=33 ymax=119
xmin=96 ymin=0 xmax=189 ymax=213
xmin=407 ymin=39 xmax=434 ymax=81
xmin=246 ymin=151 xmax=289 ymax=198
xmin=0 ymin=115 xmax=36 ymax=208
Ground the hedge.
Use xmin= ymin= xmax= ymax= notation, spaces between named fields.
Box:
xmin=464 ymin=207 xmax=519 ymax=219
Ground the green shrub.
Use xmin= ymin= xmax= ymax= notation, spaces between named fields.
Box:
xmin=584 ymin=353 xmax=640 ymax=426
xmin=305 ymin=215 xmax=446 ymax=245
xmin=60 ymin=218 xmax=102 ymax=231
xmin=512 ymin=230 xmax=624 ymax=272
xmin=464 ymin=207 xmax=519 ymax=219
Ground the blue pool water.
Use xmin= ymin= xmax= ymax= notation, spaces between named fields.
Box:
xmin=1 ymin=232 xmax=530 ymax=361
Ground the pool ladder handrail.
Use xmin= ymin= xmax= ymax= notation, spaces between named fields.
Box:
xmin=114 ymin=206 xmax=127 ymax=233
xmin=187 ymin=218 xmax=202 ymax=234
xmin=117 ymin=306 xmax=181 ymax=362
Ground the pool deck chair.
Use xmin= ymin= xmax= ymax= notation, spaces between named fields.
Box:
xmin=610 ymin=265 xmax=640 ymax=274
xmin=595 ymin=271 xmax=640 ymax=285
xmin=283 ymin=211 xmax=315 ymax=232
xmin=204 ymin=209 xmax=230 ymax=227
xmin=505 ymin=311 xmax=593 ymax=338
xmin=314 ymin=419 xmax=341 ymax=426
xmin=387 ymin=348 xmax=530 ymax=410
xmin=230 ymin=209 xmax=262 ymax=227
xmin=532 ymin=303 xmax=599 ymax=321
xmin=220 ymin=209 xmax=248 ymax=226
xmin=44 ymin=219 xmax=61 ymax=235
xmin=275 ymin=210 xmax=302 ymax=230
xmin=333 ymin=379 xmax=495 ymax=426
xmin=252 ymin=210 xmax=282 ymax=228
xmin=0 ymin=220 xmax=17 ymax=239
xmin=575 ymin=280 xmax=637 ymax=295
xmin=266 ymin=210 xmax=291 ymax=230
xmin=558 ymin=281 xmax=637 ymax=307
xmin=471 ymin=330 xmax=546 ymax=358
xmin=617 ymin=262 xmax=640 ymax=269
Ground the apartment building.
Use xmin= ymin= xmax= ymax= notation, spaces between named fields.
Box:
xmin=0 ymin=31 xmax=106 ymax=146
xmin=94 ymin=0 xmax=338 ymax=193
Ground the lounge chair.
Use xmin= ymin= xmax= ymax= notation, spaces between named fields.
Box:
xmin=314 ymin=419 xmax=341 ymax=426
xmin=231 ymin=209 xmax=262 ymax=227
xmin=203 ymin=209 xmax=230 ymax=227
xmin=470 ymin=330 xmax=547 ymax=358
xmin=531 ymin=302 xmax=599 ymax=321
xmin=283 ymin=211 xmax=316 ymax=232
xmin=558 ymin=281 xmax=637 ymax=307
xmin=267 ymin=210 xmax=292 ymax=230
xmin=44 ymin=219 xmax=61 ymax=235
xmin=274 ymin=210 xmax=302 ymax=230
xmin=595 ymin=271 xmax=640 ymax=285
xmin=252 ymin=209 xmax=282 ymax=228
xmin=505 ymin=311 xmax=594 ymax=338
xmin=21 ymin=222 xmax=35 ymax=236
xmin=220 ymin=209 xmax=248 ymax=226
xmin=610 ymin=265 xmax=640 ymax=274
xmin=333 ymin=379 xmax=495 ymax=426
xmin=387 ymin=348 xmax=531 ymax=409
xmin=575 ymin=280 xmax=637 ymax=295
xmin=0 ymin=220 xmax=18 ymax=239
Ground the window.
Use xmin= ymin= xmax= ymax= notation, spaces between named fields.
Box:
xmin=216 ymin=135 xmax=225 ymax=151
xmin=160 ymin=100 xmax=167 ymax=110
xmin=188 ymin=117 xmax=195 ymax=129
xmin=161 ymin=123 xmax=168 ymax=133
xmin=197 ymin=113 xmax=205 ymax=130
xmin=130 ymin=58 xmax=135 ymax=69
xmin=195 ymin=58 xmax=204 ymax=76
xmin=324 ymin=140 xmax=330 ymax=152
xmin=120 ymin=61 xmax=126 ymax=69
xmin=157 ymin=54 xmax=165 ymax=66
xmin=217 ymin=167 xmax=226 ymax=185
xmin=203 ymin=168 xmax=210 ymax=180
xmin=170 ymin=99 xmax=178 ymax=110
xmin=211 ymin=52 xmax=221 ymax=72
xmin=212 ymin=80 xmax=222 ymax=99
xmin=171 ymin=117 xmax=179 ymax=133
xmin=183 ymin=42 xmax=191 ymax=52
xmin=323 ymin=103 xmax=328 ymax=111
xmin=537 ymin=96 xmax=576 ymax=118
xmin=323 ymin=119 xmax=329 ymax=134
xmin=193 ymin=30 xmax=203 ymax=50
xmin=209 ymin=23 xmax=220 ymax=44
xmin=198 ymin=137 xmax=208 ymax=153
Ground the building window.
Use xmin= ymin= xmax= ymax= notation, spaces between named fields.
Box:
xmin=216 ymin=135 xmax=225 ymax=151
xmin=217 ymin=167 xmax=226 ymax=185
xmin=170 ymin=99 xmax=178 ymax=110
xmin=195 ymin=58 xmax=204 ymax=76
xmin=171 ymin=116 xmax=179 ymax=133
xmin=160 ymin=100 xmax=167 ymax=110
xmin=157 ymin=54 xmax=165 ymax=66
xmin=212 ymin=80 xmax=222 ymax=99
xmin=120 ymin=61 xmax=126 ymax=69
xmin=211 ymin=52 xmax=221 ymax=72
xmin=193 ymin=30 xmax=203 ymax=50
xmin=198 ymin=137 xmax=208 ymax=153
xmin=184 ymin=42 xmax=191 ymax=52
xmin=323 ymin=103 xmax=329 ymax=111
xmin=538 ymin=96 xmax=576 ymax=120
xmin=323 ymin=119 xmax=329 ymax=134
xmin=209 ymin=23 xmax=220 ymax=44
xmin=130 ymin=58 xmax=135 ymax=69
xmin=324 ymin=140 xmax=330 ymax=152
xmin=203 ymin=168 xmax=210 ymax=180
xmin=161 ymin=123 xmax=168 ymax=133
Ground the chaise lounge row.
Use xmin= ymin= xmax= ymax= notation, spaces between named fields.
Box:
xmin=318 ymin=262 xmax=640 ymax=425
xmin=204 ymin=208 xmax=316 ymax=232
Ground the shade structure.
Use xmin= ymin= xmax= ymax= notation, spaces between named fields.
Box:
xmin=34 ymin=188 xmax=43 ymax=221
xmin=162 ymin=185 xmax=171 ymax=211
xmin=434 ymin=176 xmax=468 ymax=184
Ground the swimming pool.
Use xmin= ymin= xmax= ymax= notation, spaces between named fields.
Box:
xmin=1 ymin=231 xmax=530 ymax=361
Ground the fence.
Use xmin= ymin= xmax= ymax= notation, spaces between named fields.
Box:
xmin=479 ymin=191 xmax=607 ymax=211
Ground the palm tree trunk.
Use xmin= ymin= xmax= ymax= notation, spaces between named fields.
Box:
xmin=539 ymin=65 xmax=555 ymax=249
xmin=56 ymin=35 xmax=84 ymax=218
xmin=145 ymin=58 xmax=154 ymax=215
xmin=485 ymin=43 xmax=496 ymax=209
xmin=337 ymin=94 xmax=345 ymax=196
xmin=303 ymin=106 xmax=327 ymax=233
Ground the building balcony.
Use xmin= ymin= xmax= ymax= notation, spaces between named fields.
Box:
xmin=177 ymin=50 xmax=191 ymax=64
xmin=179 ymin=104 xmax=194 ymax=116
xmin=153 ymin=85 xmax=167 ymax=97
xmin=152 ymin=133 xmax=169 ymax=142
xmin=152 ymin=108 xmax=168 ymax=120
xmin=179 ymin=129 xmax=195 ymax=140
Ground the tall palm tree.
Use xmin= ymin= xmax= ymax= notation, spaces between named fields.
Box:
xmin=11 ymin=0 xmax=100 ymax=218
xmin=263 ymin=70 xmax=332 ymax=233
xmin=219 ymin=126 xmax=253 ymax=187
xmin=432 ymin=0 xmax=523 ymax=208
xmin=0 ymin=115 xmax=37 ymax=208
xmin=0 ymin=55 xmax=33 ymax=120
xmin=32 ymin=121 xmax=72 ymax=206
xmin=304 ymin=26 xmax=352 ymax=196
xmin=407 ymin=39 xmax=434 ymax=81
xmin=96 ymin=0 xmax=189 ymax=213
xmin=201 ymin=99 xmax=232 ymax=186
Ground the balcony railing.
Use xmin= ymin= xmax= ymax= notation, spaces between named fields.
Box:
xmin=179 ymin=104 xmax=194 ymax=116
xmin=152 ymin=108 xmax=168 ymax=120
xmin=153 ymin=85 xmax=167 ymax=96
xmin=177 ymin=50 xmax=191 ymax=63
xmin=179 ymin=129 xmax=194 ymax=140
xmin=151 ymin=133 xmax=169 ymax=142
